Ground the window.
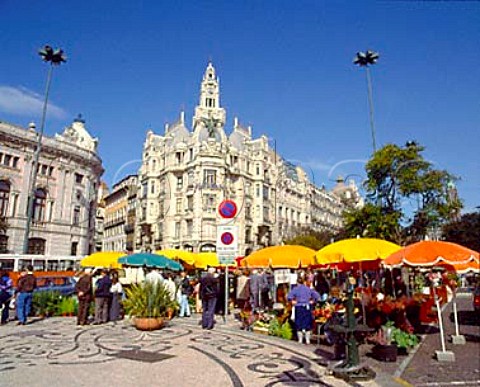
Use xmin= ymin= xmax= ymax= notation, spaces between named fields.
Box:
xmin=203 ymin=169 xmax=216 ymax=187
xmin=73 ymin=206 xmax=80 ymax=225
xmin=27 ymin=238 xmax=46 ymax=255
xmin=3 ymin=154 xmax=11 ymax=167
xmin=263 ymin=185 xmax=269 ymax=200
xmin=203 ymin=194 xmax=216 ymax=213
xmin=186 ymin=220 xmax=193 ymax=236
xmin=41 ymin=165 xmax=48 ymax=175
xmin=187 ymin=196 xmax=193 ymax=211
xmin=0 ymin=180 xmax=10 ymax=217
xmin=142 ymin=182 xmax=148 ymax=199
xmin=13 ymin=157 xmax=19 ymax=169
xmin=245 ymin=203 xmax=252 ymax=219
xmin=188 ymin=171 xmax=194 ymax=187
xmin=33 ymin=188 xmax=47 ymax=222
xmin=176 ymin=198 xmax=182 ymax=214
xmin=0 ymin=235 xmax=8 ymax=253
xmin=177 ymin=175 xmax=183 ymax=190
xmin=150 ymin=181 xmax=155 ymax=194
xmin=48 ymin=166 xmax=54 ymax=176
xmin=71 ymin=242 xmax=78 ymax=256
xmin=256 ymin=165 xmax=260 ymax=175
xmin=245 ymin=227 xmax=251 ymax=244
xmin=175 ymin=222 xmax=181 ymax=238
xmin=256 ymin=184 xmax=260 ymax=198
xmin=75 ymin=173 xmax=84 ymax=184
xmin=176 ymin=152 xmax=183 ymax=165
xmin=189 ymin=148 xmax=194 ymax=161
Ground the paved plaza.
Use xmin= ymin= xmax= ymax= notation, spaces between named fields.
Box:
xmin=1 ymin=293 xmax=478 ymax=387
xmin=0 ymin=315 xmax=402 ymax=387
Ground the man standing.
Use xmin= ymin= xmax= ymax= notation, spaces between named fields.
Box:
xmin=200 ymin=267 xmax=218 ymax=329
xmin=16 ymin=265 xmax=36 ymax=325
xmin=179 ymin=271 xmax=193 ymax=317
xmin=94 ymin=269 xmax=112 ymax=324
xmin=75 ymin=268 xmax=93 ymax=326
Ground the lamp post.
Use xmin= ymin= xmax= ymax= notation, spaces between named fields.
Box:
xmin=354 ymin=50 xmax=379 ymax=153
xmin=22 ymin=46 xmax=66 ymax=254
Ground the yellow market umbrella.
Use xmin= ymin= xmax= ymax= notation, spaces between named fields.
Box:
xmin=194 ymin=252 xmax=220 ymax=269
xmin=241 ymin=245 xmax=316 ymax=269
xmin=156 ymin=249 xmax=196 ymax=265
xmin=80 ymin=251 xmax=126 ymax=269
xmin=315 ymin=238 xmax=401 ymax=265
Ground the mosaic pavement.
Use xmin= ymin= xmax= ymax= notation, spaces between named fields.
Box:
xmin=0 ymin=317 xmax=365 ymax=387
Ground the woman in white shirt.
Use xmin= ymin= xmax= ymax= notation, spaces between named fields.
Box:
xmin=109 ymin=271 xmax=123 ymax=321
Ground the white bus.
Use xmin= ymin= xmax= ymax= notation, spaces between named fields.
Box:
xmin=0 ymin=254 xmax=82 ymax=273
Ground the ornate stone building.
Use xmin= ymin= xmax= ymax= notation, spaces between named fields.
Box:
xmin=135 ymin=63 xmax=347 ymax=256
xmin=0 ymin=116 xmax=103 ymax=255
xmin=102 ymin=175 xmax=138 ymax=252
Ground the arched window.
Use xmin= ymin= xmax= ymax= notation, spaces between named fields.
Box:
xmin=27 ymin=237 xmax=46 ymax=255
xmin=0 ymin=180 xmax=10 ymax=217
xmin=33 ymin=188 xmax=47 ymax=223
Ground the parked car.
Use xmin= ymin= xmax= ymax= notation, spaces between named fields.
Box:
xmin=473 ymin=286 xmax=480 ymax=313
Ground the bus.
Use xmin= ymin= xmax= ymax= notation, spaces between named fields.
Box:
xmin=0 ymin=254 xmax=83 ymax=285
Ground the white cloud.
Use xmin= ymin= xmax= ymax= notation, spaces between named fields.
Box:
xmin=0 ymin=86 xmax=67 ymax=119
xmin=287 ymin=158 xmax=332 ymax=172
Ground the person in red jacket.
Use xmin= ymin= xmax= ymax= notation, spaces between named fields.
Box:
xmin=16 ymin=265 xmax=37 ymax=325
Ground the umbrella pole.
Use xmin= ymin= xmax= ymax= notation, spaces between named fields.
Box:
xmin=451 ymin=289 xmax=466 ymax=345
xmin=434 ymin=288 xmax=455 ymax=361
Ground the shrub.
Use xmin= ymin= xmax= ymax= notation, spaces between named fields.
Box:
xmin=123 ymin=281 xmax=176 ymax=318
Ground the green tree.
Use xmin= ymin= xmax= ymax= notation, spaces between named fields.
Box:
xmin=443 ymin=211 xmax=480 ymax=252
xmin=342 ymin=142 xmax=462 ymax=243
xmin=284 ymin=229 xmax=333 ymax=251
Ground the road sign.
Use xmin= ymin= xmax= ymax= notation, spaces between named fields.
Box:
xmin=216 ymin=225 xmax=238 ymax=265
xmin=218 ymin=200 xmax=237 ymax=219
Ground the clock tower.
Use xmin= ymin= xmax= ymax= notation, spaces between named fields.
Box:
xmin=193 ymin=62 xmax=226 ymax=136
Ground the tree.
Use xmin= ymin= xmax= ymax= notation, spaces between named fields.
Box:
xmin=284 ymin=229 xmax=334 ymax=251
xmin=443 ymin=211 xmax=480 ymax=252
xmin=342 ymin=142 xmax=462 ymax=244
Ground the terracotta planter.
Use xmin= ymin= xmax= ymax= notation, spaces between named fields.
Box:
xmin=133 ymin=317 xmax=164 ymax=331
xmin=372 ymin=344 xmax=397 ymax=362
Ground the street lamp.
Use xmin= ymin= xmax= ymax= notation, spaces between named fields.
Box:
xmin=22 ymin=45 xmax=66 ymax=254
xmin=354 ymin=50 xmax=379 ymax=153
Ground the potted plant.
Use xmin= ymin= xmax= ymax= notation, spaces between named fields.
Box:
xmin=391 ymin=325 xmax=419 ymax=355
xmin=123 ymin=281 xmax=175 ymax=331
xmin=371 ymin=322 xmax=398 ymax=362
xmin=57 ymin=296 xmax=77 ymax=317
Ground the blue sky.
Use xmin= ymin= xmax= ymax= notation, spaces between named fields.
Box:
xmin=1 ymin=1 xmax=479 ymax=212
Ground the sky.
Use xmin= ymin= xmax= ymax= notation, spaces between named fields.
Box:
xmin=0 ymin=0 xmax=479 ymax=213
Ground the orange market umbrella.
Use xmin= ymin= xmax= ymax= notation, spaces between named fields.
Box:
xmin=383 ymin=240 xmax=479 ymax=268
xmin=241 ymin=245 xmax=316 ymax=269
xmin=314 ymin=238 xmax=401 ymax=265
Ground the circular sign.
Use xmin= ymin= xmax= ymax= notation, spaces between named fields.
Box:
xmin=218 ymin=200 xmax=237 ymax=219
xmin=221 ymin=232 xmax=234 ymax=245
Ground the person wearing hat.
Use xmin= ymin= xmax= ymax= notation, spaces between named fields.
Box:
xmin=75 ymin=268 xmax=93 ymax=326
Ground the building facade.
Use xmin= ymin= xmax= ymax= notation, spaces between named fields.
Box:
xmin=135 ymin=63 xmax=347 ymax=256
xmin=0 ymin=116 xmax=103 ymax=256
xmin=102 ymin=175 xmax=138 ymax=252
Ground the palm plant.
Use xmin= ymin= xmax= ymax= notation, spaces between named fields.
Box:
xmin=123 ymin=281 xmax=176 ymax=318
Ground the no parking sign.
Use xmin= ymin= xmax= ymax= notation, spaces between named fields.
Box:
xmin=216 ymin=225 xmax=238 ymax=265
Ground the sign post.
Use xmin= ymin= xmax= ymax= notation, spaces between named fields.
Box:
xmin=217 ymin=224 xmax=238 ymax=322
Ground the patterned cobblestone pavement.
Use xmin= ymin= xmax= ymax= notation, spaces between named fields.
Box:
xmin=0 ymin=317 xmax=364 ymax=387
